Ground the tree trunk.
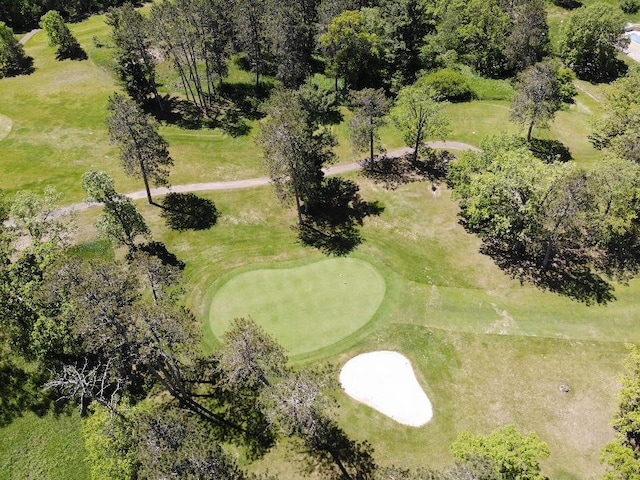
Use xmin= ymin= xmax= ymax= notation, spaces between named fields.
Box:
xmin=542 ymin=239 xmax=553 ymax=270
xmin=140 ymin=160 xmax=153 ymax=204
xmin=527 ymin=118 xmax=535 ymax=142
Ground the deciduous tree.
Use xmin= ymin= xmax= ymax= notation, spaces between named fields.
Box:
xmin=390 ymin=82 xmax=449 ymax=162
xmin=558 ymin=3 xmax=629 ymax=82
xmin=451 ymin=424 xmax=550 ymax=480
xmin=590 ymin=69 xmax=640 ymax=163
xmin=39 ymin=10 xmax=85 ymax=60
xmin=510 ymin=61 xmax=570 ymax=142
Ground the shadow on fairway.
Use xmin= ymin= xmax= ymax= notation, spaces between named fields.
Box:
xmin=298 ymin=177 xmax=384 ymax=256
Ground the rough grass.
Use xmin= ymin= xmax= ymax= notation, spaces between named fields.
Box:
xmin=208 ymin=257 xmax=386 ymax=357
xmin=0 ymin=411 xmax=89 ymax=480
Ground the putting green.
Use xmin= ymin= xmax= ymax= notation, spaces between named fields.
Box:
xmin=209 ymin=257 xmax=386 ymax=356
xmin=0 ymin=114 xmax=12 ymax=141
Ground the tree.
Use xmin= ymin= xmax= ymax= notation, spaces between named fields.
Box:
xmin=503 ymin=0 xmax=550 ymax=74
xmin=256 ymin=88 xmax=336 ymax=225
xmin=135 ymin=408 xmax=248 ymax=480
xmin=39 ymin=10 xmax=85 ymax=60
xmin=233 ymin=0 xmax=271 ymax=87
xmin=558 ymin=3 xmax=629 ymax=82
xmin=261 ymin=370 xmax=376 ymax=480
xmin=510 ymin=61 xmax=569 ymax=142
xmin=450 ymin=425 xmax=550 ymax=480
xmin=433 ymin=0 xmax=510 ymax=78
xmin=601 ymin=344 xmax=640 ymax=480
xmin=390 ymin=82 xmax=449 ymax=162
xmin=449 ymin=139 xmax=640 ymax=303
xmin=590 ymin=69 xmax=640 ymax=163
xmin=149 ymin=0 xmax=233 ymax=113
xmin=319 ymin=9 xmax=386 ymax=91
xmin=107 ymin=93 xmax=173 ymax=204
xmin=0 ymin=21 xmax=33 ymax=77
xmin=349 ymin=88 xmax=391 ymax=163
xmin=82 ymin=170 xmax=150 ymax=250
xmin=106 ymin=3 xmax=161 ymax=109
xmin=267 ymin=0 xmax=318 ymax=87
xmin=217 ymin=317 xmax=288 ymax=391
xmin=380 ymin=0 xmax=434 ymax=88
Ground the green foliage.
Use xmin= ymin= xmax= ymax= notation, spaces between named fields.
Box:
xmin=620 ymin=0 xmax=640 ymax=14
xmin=510 ymin=61 xmax=568 ymax=141
xmin=256 ymin=87 xmax=336 ymax=223
xmin=450 ymin=139 xmax=640 ymax=303
xmin=390 ymin=82 xmax=449 ymax=160
xmin=601 ymin=344 xmax=640 ymax=479
xmin=0 ymin=22 xmax=33 ymax=78
xmin=558 ymin=2 xmax=629 ymax=82
xmin=82 ymin=170 xmax=150 ymax=249
xmin=349 ymin=87 xmax=391 ymax=161
xmin=590 ymin=68 xmax=640 ymax=163
xmin=420 ymin=69 xmax=475 ymax=102
xmin=39 ymin=10 xmax=86 ymax=60
xmin=83 ymin=403 xmax=136 ymax=480
xmin=319 ymin=8 xmax=386 ymax=90
xmin=451 ymin=424 xmax=550 ymax=480
xmin=106 ymin=3 xmax=160 ymax=107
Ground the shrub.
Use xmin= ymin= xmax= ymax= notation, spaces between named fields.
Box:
xmin=420 ymin=69 xmax=475 ymax=102
xmin=620 ymin=0 xmax=639 ymax=13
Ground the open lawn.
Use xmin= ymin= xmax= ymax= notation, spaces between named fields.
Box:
xmin=1 ymin=8 xmax=638 ymax=480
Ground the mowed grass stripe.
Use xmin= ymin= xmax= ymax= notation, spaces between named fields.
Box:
xmin=209 ymin=257 xmax=386 ymax=356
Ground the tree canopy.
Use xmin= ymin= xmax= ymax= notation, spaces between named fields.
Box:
xmin=558 ymin=2 xmax=629 ymax=82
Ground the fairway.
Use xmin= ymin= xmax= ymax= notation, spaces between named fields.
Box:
xmin=0 ymin=114 xmax=12 ymax=141
xmin=209 ymin=257 xmax=386 ymax=356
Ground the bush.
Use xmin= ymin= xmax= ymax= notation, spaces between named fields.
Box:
xmin=621 ymin=0 xmax=639 ymax=13
xmin=420 ymin=69 xmax=475 ymax=102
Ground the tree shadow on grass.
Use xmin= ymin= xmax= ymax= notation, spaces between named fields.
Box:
xmin=135 ymin=241 xmax=186 ymax=270
xmin=298 ymin=177 xmax=383 ymax=256
xmin=146 ymin=94 xmax=251 ymax=136
xmin=160 ymin=192 xmax=219 ymax=232
xmin=56 ymin=43 xmax=87 ymax=61
xmin=479 ymin=238 xmax=616 ymax=305
xmin=528 ymin=138 xmax=572 ymax=163
xmin=361 ymin=149 xmax=455 ymax=190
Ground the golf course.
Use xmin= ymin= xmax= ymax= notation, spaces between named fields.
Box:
xmin=2 ymin=1 xmax=640 ymax=479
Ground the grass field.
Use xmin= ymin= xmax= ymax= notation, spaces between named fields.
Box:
xmin=1 ymin=6 xmax=640 ymax=480
xmin=208 ymin=257 xmax=386 ymax=357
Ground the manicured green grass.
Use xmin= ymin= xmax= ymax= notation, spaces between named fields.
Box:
xmin=0 ymin=411 xmax=89 ymax=480
xmin=208 ymin=257 xmax=386 ymax=357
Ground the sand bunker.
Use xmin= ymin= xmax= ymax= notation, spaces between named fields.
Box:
xmin=340 ymin=351 xmax=433 ymax=427
xmin=625 ymin=30 xmax=640 ymax=63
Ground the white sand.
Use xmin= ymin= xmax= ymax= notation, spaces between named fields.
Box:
xmin=339 ymin=351 xmax=433 ymax=427
xmin=625 ymin=31 xmax=640 ymax=63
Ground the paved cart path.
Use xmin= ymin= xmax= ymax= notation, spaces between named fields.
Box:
xmin=53 ymin=141 xmax=479 ymax=217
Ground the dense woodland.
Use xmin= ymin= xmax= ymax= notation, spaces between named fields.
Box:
xmin=2 ymin=0 xmax=640 ymax=478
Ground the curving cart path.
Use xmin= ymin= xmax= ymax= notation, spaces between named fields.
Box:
xmin=53 ymin=141 xmax=479 ymax=217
